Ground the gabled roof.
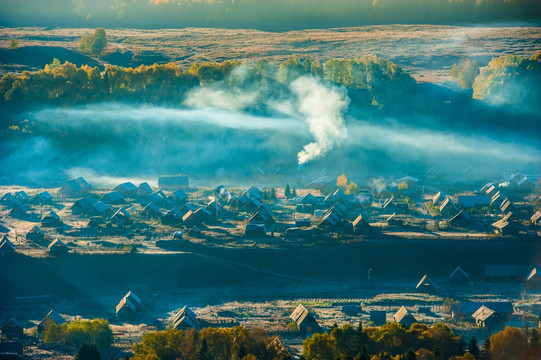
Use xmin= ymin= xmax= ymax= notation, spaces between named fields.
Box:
xmin=352 ymin=214 xmax=370 ymax=228
xmin=0 ymin=236 xmax=15 ymax=252
xmin=137 ymin=182 xmax=153 ymax=195
xmin=1 ymin=193 xmax=17 ymax=204
xmin=472 ymin=306 xmax=496 ymax=322
xmin=2 ymin=317 xmax=23 ymax=329
xmin=42 ymin=310 xmax=65 ymax=326
xmin=43 ymin=210 xmax=60 ymax=221
xmin=101 ymin=191 xmax=125 ymax=203
xmin=432 ymin=191 xmax=445 ymax=205
xmin=172 ymin=189 xmax=189 ymax=201
xmin=10 ymin=202 xmax=29 ymax=213
xmin=48 ymin=238 xmax=66 ymax=251
xmin=116 ymin=291 xmax=141 ymax=314
xmin=526 ymin=268 xmax=541 ymax=282
xmin=449 ymin=210 xmax=471 ymax=222
xmin=32 ymin=191 xmax=53 ymax=202
xmin=28 ymin=225 xmax=44 ymax=235
xmin=439 ymin=197 xmax=457 ymax=212
xmin=299 ymin=193 xmax=317 ymax=205
xmin=531 ymin=211 xmax=541 ymax=223
xmin=142 ymin=202 xmax=160 ymax=213
xmin=393 ymin=306 xmax=416 ymax=324
xmin=112 ymin=207 xmax=131 ymax=220
xmin=114 ymin=182 xmax=137 ymax=193
xmin=416 ymin=274 xmax=435 ymax=289
xmin=449 ymin=266 xmax=470 ymax=280
xmin=14 ymin=191 xmax=30 ymax=201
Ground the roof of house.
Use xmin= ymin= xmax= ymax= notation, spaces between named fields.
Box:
xmin=114 ymin=182 xmax=137 ymax=193
xmin=42 ymin=310 xmax=65 ymax=325
xmin=352 ymin=214 xmax=370 ymax=228
xmin=48 ymin=239 xmax=66 ymax=251
xmin=449 ymin=210 xmax=471 ymax=222
xmin=172 ymin=189 xmax=189 ymax=201
xmin=143 ymin=202 xmax=160 ymax=213
xmin=0 ymin=236 xmax=15 ymax=252
xmin=112 ymin=207 xmax=131 ymax=220
xmin=449 ymin=266 xmax=470 ymax=280
xmin=101 ymin=191 xmax=125 ymax=203
xmin=137 ymin=182 xmax=153 ymax=195
xmin=416 ymin=274 xmax=435 ymax=289
xmin=472 ymin=306 xmax=496 ymax=322
xmin=28 ymin=225 xmax=44 ymax=235
xmin=1 ymin=317 xmax=23 ymax=329
xmin=530 ymin=211 xmax=541 ymax=223
xmin=456 ymin=301 xmax=513 ymax=315
xmin=526 ymin=268 xmax=541 ymax=282
xmin=439 ymin=197 xmax=457 ymax=212
xmin=394 ymin=306 xmax=416 ymax=323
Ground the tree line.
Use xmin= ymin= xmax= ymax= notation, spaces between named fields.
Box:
xmin=0 ymin=55 xmax=414 ymax=110
xmin=124 ymin=323 xmax=541 ymax=360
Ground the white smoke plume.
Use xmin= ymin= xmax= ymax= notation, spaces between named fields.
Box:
xmin=291 ymin=76 xmax=350 ymax=165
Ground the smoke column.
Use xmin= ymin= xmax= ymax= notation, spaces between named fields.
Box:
xmin=291 ymin=76 xmax=349 ymax=165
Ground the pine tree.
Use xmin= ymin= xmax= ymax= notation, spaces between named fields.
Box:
xmin=284 ymin=184 xmax=291 ymax=198
xmin=292 ymin=187 xmax=297 ymax=197
xmin=75 ymin=342 xmax=101 ymax=360
xmin=529 ymin=328 xmax=540 ymax=360
xmin=480 ymin=338 xmax=491 ymax=360
xmin=468 ymin=336 xmax=480 ymax=359
xmin=405 ymin=348 xmax=417 ymax=360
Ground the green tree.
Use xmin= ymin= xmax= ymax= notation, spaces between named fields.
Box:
xmin=489 ymin=327 xmax=527 ymax=360
xmin=9 ymin=39 xmax=19 ymax=49
xmin=528 ymin=328 xmax=540 ymax=360
xmin=284 ymin=184 xmax=291 ymax=199
xmin=479 ymin=338 xmax=491 ymax=360
xmin=75 ymin=342 xmax=102 ymax=360
xmin=468 ymin=336 xmax=480 ymax=359
xmin=303 ymin=332 xmax=337 ymax=360
xmin=79 ymin=28 xmax=107 ymax=57
xmin=450 ymin=58 xmax=480 ymax=89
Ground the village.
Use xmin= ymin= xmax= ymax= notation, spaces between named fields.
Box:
xmin=0 ymin=167 xmax=540 ymax=359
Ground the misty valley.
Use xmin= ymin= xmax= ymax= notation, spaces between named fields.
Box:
xmin=0 ymin=12 xmax=541 ymax=360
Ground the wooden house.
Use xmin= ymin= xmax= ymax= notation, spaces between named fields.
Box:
xmin=137 ymin=182 xmax=153 ymax=196
xmin=48 ymin=239 xmax=68 ymax=255
xmin=393 ymin=306 xmax=417 ymax=328
xmin=9 ymin=202 xmax=29 ymax=218
xmin=244 ymin=223 xmax=267 ymax=237
xmin=173 ymin=306 xmax=200 ymax=331
xmin=448 ymin=210 xmax=471 ymax=227
xmin=448 ymin=266 xmax=470 ymax=286
xmin=352 ymin=214 xmax=371 ymax=235
xmin=141 ymin=202 xmax=160 ymax=219
xmin=26 ymin=226 xmax=45 ymax=243
xmin=472 ymin=306 xmax=505 ymax=329
xmin=100 ymin=191 xmax=125 ymax=205
xmin=37 ymin=310 xmax=65 ymax=334
xmin=41 ymin=211 xmax=62 ymax=228
xmin=113 ymin=182 xmax=138 ymax=197
xmin=111 ymin=207 xmax=132 ymax=226
xmin=0 ymin=236 xmax=15 ymax=256
xmin=290 ymin=304 xmax=320 ymax=334
xmin=1 ymin=318 xmax=24 ymax=339
xmin=116 ymin=291 xmax=142 ymax=320
xmin=416 ymin=274 xmax=436 ymax=293
xmin=439 ymin=197 xmax=458 ymax=218
xmin=60 ymin=177 xmax=91 ymax=197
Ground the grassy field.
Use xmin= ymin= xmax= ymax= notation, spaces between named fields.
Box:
xmin=1 ymin=25 xmax=540 ymax=82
